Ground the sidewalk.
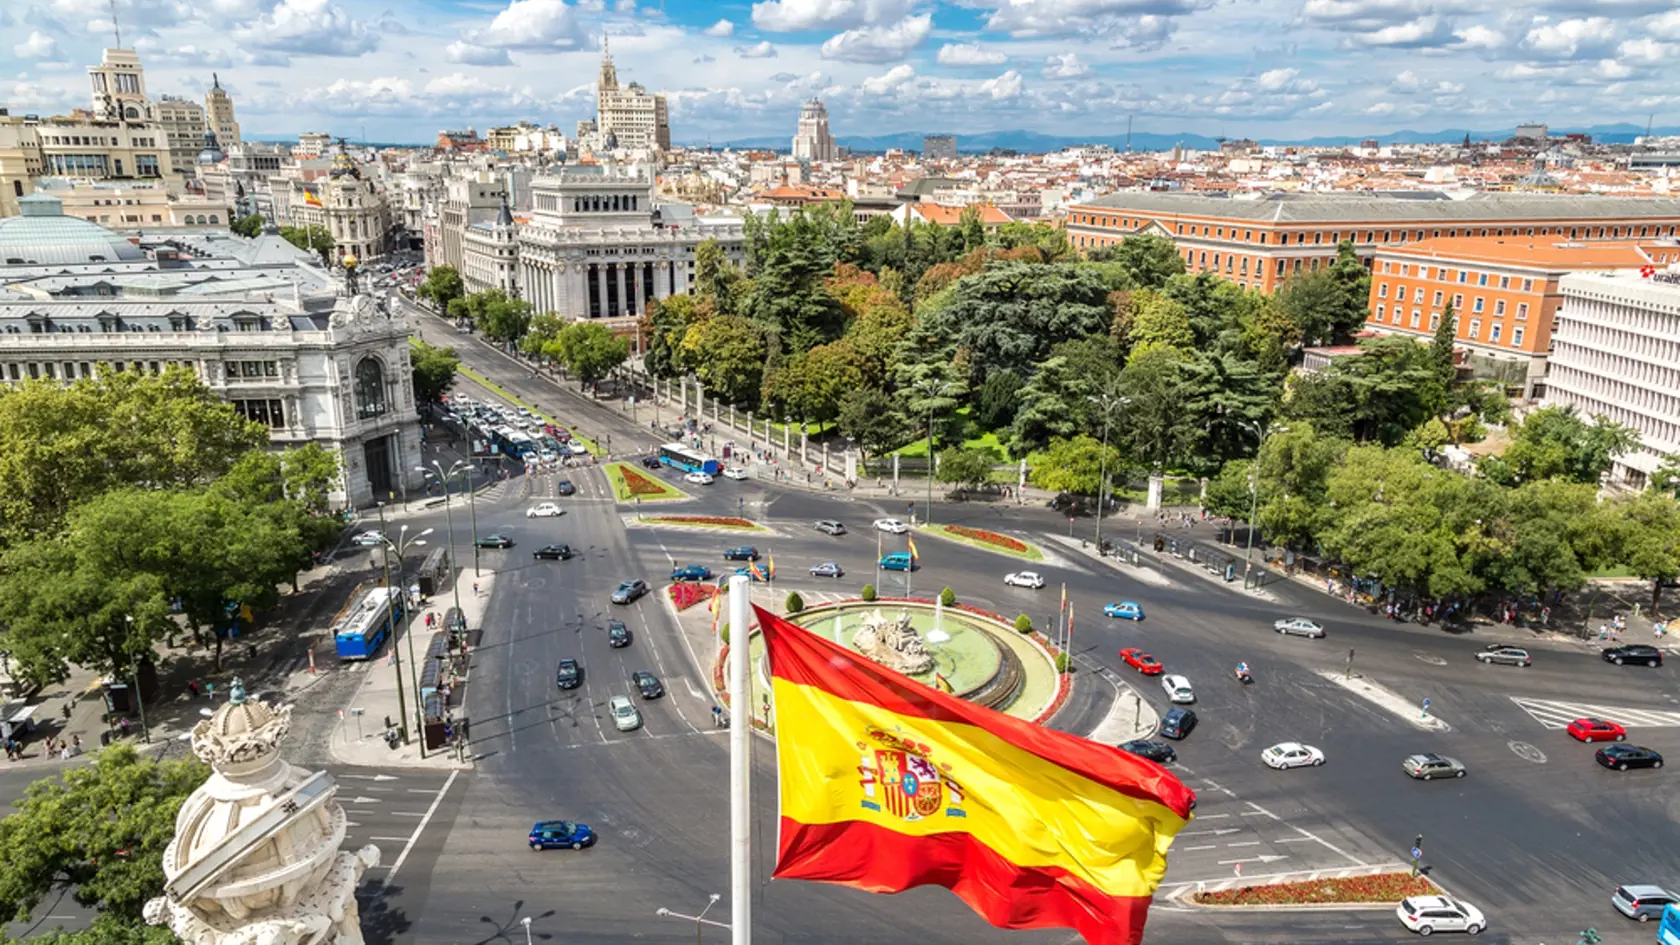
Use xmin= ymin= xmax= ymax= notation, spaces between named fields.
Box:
xmin=326 ymin=570 xmax=491 ymax=769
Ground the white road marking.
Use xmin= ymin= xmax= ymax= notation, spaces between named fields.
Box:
xmin=370 ymin=836 xmax=413 ymax=843
xmin=1227 ymin=841 xmax=1261 ymax=848
xmin=1184 ymin=844 xmax=1218 ymax=852
xmin=1180 ymin=827 xmax=1241 ymax=837
xmin=1511 ymin=696 xmax=1680 ymax=730
xmin=382 ymin=769 xmax=458 ymax=890
xmin=1193 ymin=813 xmax=1230 ymax=820
xmin=1220 ymin=854 xmax=1288 ymax=865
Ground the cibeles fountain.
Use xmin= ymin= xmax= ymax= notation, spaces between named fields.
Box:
xmin=145 ymin=679 xmax=381 ymax=945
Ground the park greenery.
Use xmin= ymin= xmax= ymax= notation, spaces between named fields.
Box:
xmin=0 ymin=745 xmax=208 ymax=944
xmin=0 ymin=371 xmax=345 ymax=690
xmin=409 ymin=340 xmax=462 ymax=406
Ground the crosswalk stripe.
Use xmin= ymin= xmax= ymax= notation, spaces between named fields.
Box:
xmin=1511 ymin=697 xmax=1680 ymax=730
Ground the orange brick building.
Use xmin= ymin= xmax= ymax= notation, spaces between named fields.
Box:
xmin=1363 ymin=237 xmax=1680 ymax=399
xmin=1064 ymin=192 xmax=1680 ymax=294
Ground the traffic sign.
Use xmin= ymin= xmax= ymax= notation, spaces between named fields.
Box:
xmin=1411 ymin=846 xmax=1422 ymax=859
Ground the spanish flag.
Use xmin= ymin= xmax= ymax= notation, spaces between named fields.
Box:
xmin=760 ymin=605 xmax=1192 ymax=945
xmin=766 ymin=551 xmax=776 ymax=581
xmin=302 ymin=189 xmax=324 ymax=208
xmin=907 ymin=534 xmax=919 ymax=563
xmin=749 ymin=558 xmax=768 ymax=582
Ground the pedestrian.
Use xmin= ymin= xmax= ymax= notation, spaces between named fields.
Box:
xmin=71 ymin=734 xmax=81 ymax=754
xmin=188 ymin=680 xmax=201 ymax=699
xmin=712 ymin=705 xmax=723 ymax=728
xmin=59 ymin=745 xmax=69 ymax=761
xmin=473 ymin=581 xmax=480 ymax=596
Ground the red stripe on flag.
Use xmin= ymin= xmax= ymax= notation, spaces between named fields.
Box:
xmin=775 ymin=817 xmax=1155 ymax=945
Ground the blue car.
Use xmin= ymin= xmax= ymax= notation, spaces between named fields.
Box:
xmin=670 ymin=564 xmax=713 ymax=582
xmin=1104 ymin=601 xmax=1145 ymax=620
xmin=734 ymin=565 xmax=770 ymax=583
xmin=529 ymin=820 xmax=595 ymax=850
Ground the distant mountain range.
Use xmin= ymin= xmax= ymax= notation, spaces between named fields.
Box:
xmin=695 ymin=123 xmax=1680 ymax=154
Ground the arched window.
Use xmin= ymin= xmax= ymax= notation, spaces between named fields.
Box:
xmin=354 ymin=357 xmax=388 ymax=419
xmin=209 ymin=214 xmax=219 ymax=224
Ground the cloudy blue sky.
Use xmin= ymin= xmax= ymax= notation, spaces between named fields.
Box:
xmin=2 ymin=0 xmax=1677 ymax=144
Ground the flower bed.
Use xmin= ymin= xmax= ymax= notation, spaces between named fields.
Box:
xmin=1192 ymin=872 xmax=1437 ymax=906
xmin=604 ymin=462 xmax=687 ymax=502
xmin=945 ymin=524 xmax=1028 ymax=552
xmin=644 ymin=514 xmax=763 ymax=530
xmin=669 ymin=582 xmax=719 ymax=612
xmin=621 ymin=467 xmax=669 ymax=496
xmin=927 ymin=523 xmax=1044 ymax=561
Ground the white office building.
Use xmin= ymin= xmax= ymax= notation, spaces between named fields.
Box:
xmin=791 ymin=99 xmax=837 ymax=164
xmin=516 ymin=165 xmax=744 ymax=324
xmin=1545 ymin=269 xmax=1680 ymax=489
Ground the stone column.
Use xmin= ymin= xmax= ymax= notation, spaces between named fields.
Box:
xmin=679 ymin=376 xmax=688 ymax=417
xmin=801 ymin=429 xmax=809 ymax=467
xmin=747 ymin=411 xmax=755 ymax=449
xmin=729 ymin=403 xmax=736 ymax=433
xmin=1146 ymin=471 xmax=1165 ymax=511
xmin=593 ymin=264 xmax=607 ymax=319
xmin=783 ymin=422 xmax=791 ymax=457
xmin=821 ymin=441 xmax=829 ymax=475
xmin=712 ymin=396 xmax=720 ymax=423
xmin=893 ymin=453 xmax=900 ymax=495
xmin=653 ymin=259 xmax=669 ymax=300
xmin=616 ymin=263 xmax=629 ymax=318
xmin=634 ymin=262 xmax=647 ymax=316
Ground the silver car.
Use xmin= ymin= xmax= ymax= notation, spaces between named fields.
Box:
xmin=609 ymin=696 xmax=642 ymax=732
xmin=1274 ymin=617 xmax=1326 ymax=638
xmin=1612 ymin=884 xmax=1679 ymax=921
xmin=1475 ymin=645 xmax=1531 ymax=667
xmin=1402 ymin=753 xmax=1466 ymax=780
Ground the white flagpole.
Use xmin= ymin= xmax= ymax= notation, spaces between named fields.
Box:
xmin=728 ymin=573 xmax=753 ymax=945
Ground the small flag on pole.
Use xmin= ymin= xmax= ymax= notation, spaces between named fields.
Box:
xmin=934 ymin=671 xmax=954 ymax=693
xmin=907 ymin=534 xmax=920 ymax=562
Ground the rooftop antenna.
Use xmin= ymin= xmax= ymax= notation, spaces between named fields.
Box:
xmin=109 ymin=0 xmax=122 ymax=48
xmin=1125 ymin=114 xmax=1133 ymax=153
xmin=1647 ymin=113 xmax=1655 ymax=139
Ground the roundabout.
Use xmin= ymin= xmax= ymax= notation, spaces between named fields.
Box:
xmin=707 ymin=596 xmax=1070 ymax=730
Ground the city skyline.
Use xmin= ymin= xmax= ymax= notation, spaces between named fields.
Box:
xmin=1 ymin=0 xmax=1678 ymax=145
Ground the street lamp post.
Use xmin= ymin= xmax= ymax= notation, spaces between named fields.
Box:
xmin=656 ymin=894 xmax=726 ymax=945
xmin=1237 ymin=421 xmax=1285 ymax=589
xmin=519 ymin=917 xmax=532 ymax=945
xmin=912 ymin=377 xmax=957 ymax=528
xmin=123 ymin=615 xmax=151 ymax=744
xmin=418 ymin=460 xmax=470 ymax=635
xmin=374 ymin=505 xmax=433 ymax=747
xmin=1087 ymin=391 xmax=1130 ymax=555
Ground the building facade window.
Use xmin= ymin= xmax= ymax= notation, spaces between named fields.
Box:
xmin=1516 ymin=302 xmax=1528 ymax=320
xmin=353 ymin=357 xmax=388 ymax=419
xmin=1473 ymin=297 xmax=1485 ymax=313
xmin=1513 ymin=326 xmax=1525 ymax=347
xmin=1468 ymin=318 xmax=1481 ymax=339
xmin=1490 ymin=324 xmax=1502 ymax=343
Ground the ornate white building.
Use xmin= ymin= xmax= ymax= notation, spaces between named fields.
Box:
xmin=516 ymin=164 xmax=745 ymax=324
xmin=286 ymin=152 xmax=394 ymax=263
xmin=0 ymin=193 xmax=424 ymax=508
xmin=461 ymin=199 xmax=519 ymax=295
xmin=145 ymin=679 xmax=381 ymax=945
xmin=791 ymin=99 xmax=837 ymax=164
xmin=590 ymin=39 xmax=669 ymax=154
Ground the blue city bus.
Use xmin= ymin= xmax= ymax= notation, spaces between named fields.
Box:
xmin=659 ymin=443 xmax=721 ymax=476
xmin=1660 ymin=904 xmax=1680 ymax=945
xmin=332 ymin=587 xmax=405 ymax=660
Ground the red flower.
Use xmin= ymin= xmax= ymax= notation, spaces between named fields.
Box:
xmin=944 ymin=524 xmax=1029 ymax=553
xmin=647 ymin=515 xmax=757 ymax=528
xmin=621 ymin=467 xmax=670 ymax=496
xmin=1192 ymin=872 xmax=1435 ymax=906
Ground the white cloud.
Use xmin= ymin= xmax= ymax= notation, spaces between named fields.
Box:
xmin=975 ymin=0 xmax=1209 ymax=39
xmin=233 ymin=0 xmax=379 ymax=57
xmin=1351 ymin=15 xmax=1455 ymax=47
xmin=1649 ymin=9 xmax=1680 ymax=40
xmin=1452 ymin=25 xmax=1504 ymax=49
xmin=980 ymin=69 xmax=1024 ymax=100
xmin=1110 ymin=14 xmax=1175 ymax=49
xmin=1391 ymin=69 xmax=1421 ymax=92
xmin=693 ymin=53 xmax=716 ymax=63
xmin=445 ymin=41 xmax=514 ymax=66
xmin=936 ymin=42 xmax=1007 ymax=66
xmin=13 ymin=30 xmax=60 ymax=60
xmin=1594 ymin=58 xmax=1633 ymax=79
xmin=1256 ymin=67 xmax=1300 ymax=91
xmin=1618 ymin=37 xmax=1673 ymax=61
xmin=1521 ymin=16 xmax=1616 ymax=57
xmin=819 ymin=13 xmax=931 ymax=63
xmin=1041 ymin=52 xmax=1090 ymax=79
xmin=703 ymin=18 xmax=734 ymax=36
xmin=734 ymin=40 xmax=779 ymax=58
xmin=859 ymin=63 xmax=916 ymax=96
xmin=470 ymin=0 xmax=587 ymax=50
xmin=751 ymin=0 xmax=911 ymax=31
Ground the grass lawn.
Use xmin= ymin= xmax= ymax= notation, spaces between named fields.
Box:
xmin=454 ymin=362 xmax=603 ymax=455
xmin=603 ymin=461 xmax=689 ymax=503
xmin=1587 ymin=564 xmax=1640 ymax=579
xmin=892 ymin=409 xmax=1009 ymax=460
xmin=919 ymin=522 xmax=1046 ymax=561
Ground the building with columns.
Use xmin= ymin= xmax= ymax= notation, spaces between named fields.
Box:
xmin=516 ymin=165 xmax=745 ymax=328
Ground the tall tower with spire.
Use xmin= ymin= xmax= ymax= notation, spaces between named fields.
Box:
xmin=592 ymin=33 xmax=669 ymax=152
xmin=205 ymin=72 xmax=242 ymax=147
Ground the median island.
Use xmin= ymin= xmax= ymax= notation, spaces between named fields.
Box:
xmin=1188 ymin=871 xmax=1440 ymax=907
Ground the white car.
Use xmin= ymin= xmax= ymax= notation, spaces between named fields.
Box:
xmin=1397 ymin=896 xmax=1485 ymax=936
xmin=684 ymin=471 xmax=715 ymax=485
xmin=608 ymin=695 xmax=642 ymax=732
xmin=1160 ymin=674 xmax=1195 ymax=704
xmin=874 ymin=518 xmax=909 ymax=534
xmin=526 ymin=502 xmax=565 ymax=518
xmin=1274 ymin=617 xmax=1327 ymax=638
xmin=537 ymin=449 xmax=559 ymax=464
xmin=722 ymin=466 xmax=749 ymax=480
xmin=1261 ymin=741 xmax=1326 ymax=769
xmin=1004 ymin=571 xmax=1045 ymax=589
xmin=352 ymin=531 xmax=385 ymax=547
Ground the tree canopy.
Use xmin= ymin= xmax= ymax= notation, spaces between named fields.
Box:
xmin=409 ymin=341 xmax=460 ymax=406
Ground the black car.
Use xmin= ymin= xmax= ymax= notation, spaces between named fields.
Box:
xmin=1158 ymin=707 xmax=1198 ymax=741
xmin=1603 ymin=644 xmax=1664 ymax=667
xmin=556 ymin=480 xmax=577 ymax=496
xmin=640 ymin=456 xmax=663 ymax=470
xmin=1596 ymin=744 xmax=1664 ymax=771
xmin=632 ymin=670 xmax=664 ymax=700
xmin=475 ymin=534 xmax=514 ymax=549
xmin=607 ymin=620 xmax=632 ymax=648
xmin=1120 ymin=739 xmax=1177 ymax=764
xmin=555 ymin=658 xmax=582 ymax=690
xmin=723 ymin=546 xmax=760 ymax=561
xmin=534 ymin=544 xmax=577 ymax=561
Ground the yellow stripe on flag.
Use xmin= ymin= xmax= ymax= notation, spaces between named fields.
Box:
xmin=907 ymin=534 xmax=919 ymax=561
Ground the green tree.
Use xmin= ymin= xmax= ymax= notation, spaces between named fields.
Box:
xmin=925 ymin=263 xmax=1113 ymax=382
xmin=1320 ymin=445 xmax=1483 ymax=599
xmin=745 ymin=210 xmax=848 ymax=352
xmin=278 ymin=225 xmax=334 ymax=263
xmin=958 ymin=206 xmax=987 ymax=253
xmin=1430 ymin=300 xmax=1458 ymax=393
xmin=552 ymin=322 xmax=631 ymax=396
xmin=230 ymin=213 xmax=265 ymax=238
xmin=1325 ymin=240 xmax=1373 ymax=336
xmin=1162 ymin=272 xmax=1256 ymax=347
xmin=1254 ymin=421 xmax=1349 ymax=550
xmin=418 ymin=265 xmax=466 ymax=312
xmin=642 ymin=294 xmax=710 ymax=378
xmin=409 ymin=340 xmax=461 ymax=406
xmin=1482 ymin=406 xmax=1638 ymax=486
xmin=1028 ymin=435 xmax=1122 ymax=496
xmin=1652 ymin=455 xmax=1680 ymax=499
xmin=936 ymin=447 xmax=996 ymax=493
xmin=762 ymin=342 xmax=866 ymax=429
xmin=1117 ymin=345 xmax=1191 ymax=468
xmin=519 ymin=313 xmax=568 ymax=360
xmin=464 ymin=289 xmax=533 ymax=344
xmin=695 ymin=238 xmax=745 ymax=316
xmin=974 ymin=369 xmax=1023 ymax=431
xmin=0 ymin=370 xmax=266 ymax=541
xmin=679 ymin=315 xmax=768 ymax=407
xmin=1476 ymin=479 xmax=1609 ymax=601
xmin=1086 ymin=234 xmax=1185 ymax=290
xmin=1126 ymin=289 xmax=1194 ymax=357
xmin=1273 ymin=247 xmax=1370 ymax=349
xmin=836 ymin=387 xmax=909 ymax=458
xmin=1010 ymin=356 xmax=1084 ymax=454
xmin=1610 ymin=491 xmax=1680 ymax=609
xmin=1176 ymin=348 xmax=1280 ymax=471
xmin=0 ymin=745 xmax=207 ymax=930
xmin=1239 ymin=297 xmax=1299 ymax=374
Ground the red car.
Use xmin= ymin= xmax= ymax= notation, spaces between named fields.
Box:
xmin=1567 ymin=718 xmax=1627 ymax=743
xmin=1119 ymin=648 xmax=1164 ymax=676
